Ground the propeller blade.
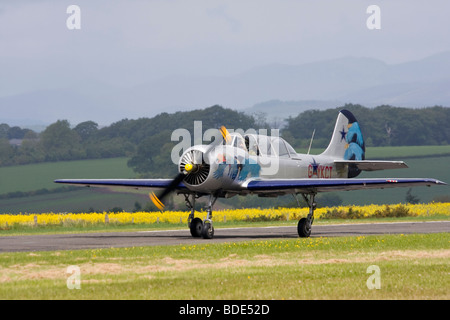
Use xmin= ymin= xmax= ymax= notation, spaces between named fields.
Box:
xmin=204 ymin=125 xmax=231 ymax=156
xmin=220 ymin=125 xmax=232 ymax=144
xmin=149 ymin=173 xmax=185 ymax=211
xmin=149 ymin=192 xmax=165 ymax=211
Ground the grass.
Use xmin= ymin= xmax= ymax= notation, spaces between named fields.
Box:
xmin=0 ymin=157 xmax=135 ymax=194
xmin=0 ymin=157 xmax=148 ymax=214
xmin=0 ymin=188 xmax=149 ymax=214
xmin=0 ymin=233 xmax=448 ymax=299
xmin=365 ymin=145 xmax=450 ymax=160
xmin=1 ymin=202 xmax=449 ymax=236
xmin=337 ymin=156 xmax=450 ymax=205
xmin=0 ymin=214 xmax=449 ymax=237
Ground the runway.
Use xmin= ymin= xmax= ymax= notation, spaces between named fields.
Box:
xmin=1 ymin=221 xmax=449 ymax=252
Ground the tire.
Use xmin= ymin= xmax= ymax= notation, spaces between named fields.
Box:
xmin=201 ymin=222 xmax=214 ymax=239
xmin=297 ymin=218 xmax=311 ymax=238
xmin=189 ymin=218 xmax=203 ymax=237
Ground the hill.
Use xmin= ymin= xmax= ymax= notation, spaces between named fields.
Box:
xmin=1 ymin=52 xmax=450 ymax=125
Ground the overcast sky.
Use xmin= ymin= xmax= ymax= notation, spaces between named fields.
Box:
xmin=1 ymin=0 xmax=450 ymax=98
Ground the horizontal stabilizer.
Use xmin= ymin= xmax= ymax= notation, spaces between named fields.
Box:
xmin=334 ymin=160 xmax=408 ymax=171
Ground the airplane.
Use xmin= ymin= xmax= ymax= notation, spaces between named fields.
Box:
xmin=55 ymin=109 xmax=446 ymax=239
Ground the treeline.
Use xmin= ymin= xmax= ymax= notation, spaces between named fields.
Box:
xmin=0 ymin=106 xmax=258 ymax=177
xmin=0 ymin=120 xmax=135 ymax=166
xmin=0 ymin=124 xmax=36 ymax=140
xmin=1 ymin=104 xmax=449 ymax=177
xmin=283 ymin=104 xmax=450 ymax=149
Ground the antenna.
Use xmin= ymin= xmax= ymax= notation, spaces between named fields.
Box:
xmin=307 ymin=129 xmax=315 ymax=155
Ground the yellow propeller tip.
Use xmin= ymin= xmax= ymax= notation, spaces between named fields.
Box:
xmin=149 ymin=192 xmax=165 ymax=211
xmin=220 ymin=126 xmax=232 ymax=143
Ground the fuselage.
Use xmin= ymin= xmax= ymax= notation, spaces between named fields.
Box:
xmin=178 ymin=133 xmax=349 ymax=195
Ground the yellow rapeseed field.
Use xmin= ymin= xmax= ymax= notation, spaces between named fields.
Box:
xmin=0 ymin=202 xmax=449 ymax=228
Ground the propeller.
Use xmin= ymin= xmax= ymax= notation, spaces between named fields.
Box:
xmin=149 ymin=173 xmax=185 ymax=211
xmin=149 ymin=126 xmax=230 ymax=211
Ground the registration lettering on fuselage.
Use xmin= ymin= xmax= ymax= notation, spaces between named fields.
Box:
xmin=307 ymin=163 xmax=333 ymax=178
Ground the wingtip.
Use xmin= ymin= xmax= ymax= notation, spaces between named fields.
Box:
xmin=426 ymin=178 xmax=447 ymax=185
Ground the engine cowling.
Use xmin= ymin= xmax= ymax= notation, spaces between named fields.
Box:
xmin=178 ymin=145 xmax=247 ymax=193
xmin=179 ymin=147 xmax=210 ymax=186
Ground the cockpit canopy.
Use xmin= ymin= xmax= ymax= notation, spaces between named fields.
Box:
xmin=225 ymin=133 xmax=297 ymax=158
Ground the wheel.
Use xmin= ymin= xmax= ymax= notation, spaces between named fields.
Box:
xmin=201 ymin=222 xmax=214 ymax=239
xmin=189 ymin=218 xmax=203 ymax=237
xmin=297 ymin=218 xmax=311 ymax=238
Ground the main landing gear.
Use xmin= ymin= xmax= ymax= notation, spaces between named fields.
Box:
xmin=296 ymin=193 xmax=316 ymax=238
xmin=184 ymin=192 xmax=316 ymax=239
xmin=185 ymin=193 xmax=217 ymax=239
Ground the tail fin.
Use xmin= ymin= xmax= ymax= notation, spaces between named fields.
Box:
xmin=320 ymin=109 xmax=365 ymax=161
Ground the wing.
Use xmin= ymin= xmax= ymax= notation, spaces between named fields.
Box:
xmin=243 ymin=177 xmax=446 ymax=195
xmin=54 ymin=179 xmax=188 ymax=190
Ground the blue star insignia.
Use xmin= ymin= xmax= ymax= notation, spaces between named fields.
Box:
xmin=340 ymin=126 xmax=347 ymax=142
xmin=310 ymin=158 xmax=320 ymax=176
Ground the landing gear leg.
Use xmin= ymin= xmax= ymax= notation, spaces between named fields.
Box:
xmin=297 ymin=193 xmax=316 ymax=238
xmin=185 ymin=194 xmax=202 ymax=237
xmin=202 ymin=194 xmax=217 ymax=239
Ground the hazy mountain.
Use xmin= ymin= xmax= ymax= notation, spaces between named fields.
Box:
xmin=1 ymin=52 xmax=449 ymax=126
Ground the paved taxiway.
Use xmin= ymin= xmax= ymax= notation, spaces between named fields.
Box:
xmin=1 ymin=221 xmax=449 ymax=252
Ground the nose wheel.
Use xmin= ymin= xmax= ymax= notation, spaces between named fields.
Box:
xmin=200 ymin=194 xmax=217 ymax=239
xmin=201 ymin=221 xmax=214 ymax=239
xmin=188 ymin=217 xmax=214 ymax=239
xmin=185 ymin=193 xmax=217 ymax=239
xmin=189 ymin=217 xmax=203 ymax=237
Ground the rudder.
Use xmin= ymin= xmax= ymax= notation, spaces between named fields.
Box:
xmin=321 ymin=109 xmax=365 ymax=161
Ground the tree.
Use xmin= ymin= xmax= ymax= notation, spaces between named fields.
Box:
xmin=0 ymin=139 xmax=16 ymax=166
xmin=0 ymin=124 xmax=10 ymax=139
xmin=39 ymin=120 xmax=84 ymax=161
xmin=282 ymin=104 xmax=450 ymax=148
xmin=73 ymin=121 xmax=98 ymax=142
xmin=7 ymin=126 xmax=31 ymax=139
xmin=127 ymin=131 xmax=172 ymax=175
xmin=405 ymin=188 xmax=420 ymax=204
xmin=126 ymin=105 xmax=259 ymax=175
